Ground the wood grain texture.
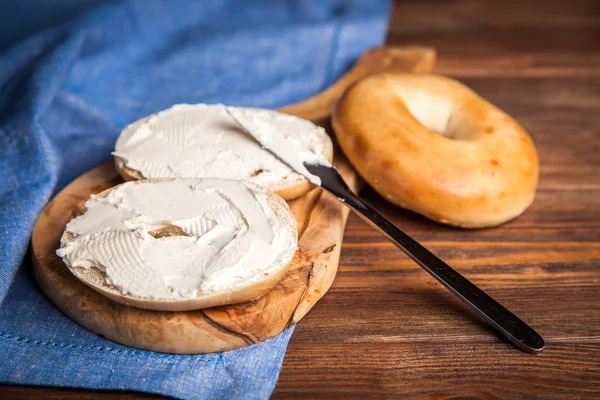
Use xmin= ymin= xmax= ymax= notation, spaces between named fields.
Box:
xmin=273 ymin=0 xmax=600 ymax=398
xmin=29 ymin=47 xmax=434 ymax=354
xmin=3 ymin=0 xmax=599 ymax=398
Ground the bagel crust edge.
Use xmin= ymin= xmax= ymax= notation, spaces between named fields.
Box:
xmin=332 ymin=73 xmax=539 ymax=228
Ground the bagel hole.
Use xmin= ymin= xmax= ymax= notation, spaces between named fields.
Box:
xmin=394 ymin=86 xmax=465 ymax=139
xmin=149 ymin=225 xmax=191 ymax=238
xmin=404 ymin=95 xmax=454 ymax=138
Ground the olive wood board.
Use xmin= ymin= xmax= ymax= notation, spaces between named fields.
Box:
xmin=30 ymin=46 xmax=436 ymax=354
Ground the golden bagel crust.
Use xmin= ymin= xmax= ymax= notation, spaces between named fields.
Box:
xmin=332 ymin=73 xmax=539 ymax=228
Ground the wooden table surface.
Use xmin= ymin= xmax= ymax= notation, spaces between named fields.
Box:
xmin=3 ymin=0 xmax=599 ymax=398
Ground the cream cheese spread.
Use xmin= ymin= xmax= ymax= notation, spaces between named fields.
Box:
xmin=56 ymin=179 xmax=298 ymax=301
xmin=113 ymin=104 xmax=332 ymax=190
xmin=226 ymin=107 xmax=332 ymax=185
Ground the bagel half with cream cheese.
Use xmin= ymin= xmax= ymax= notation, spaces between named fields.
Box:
xmin=113 ymin=104 xmax=334 ymax=200
xmin=333 ymin=73 xmax=539 ymax=228
xmin=56 ymin=178 xmax=298 ymax=311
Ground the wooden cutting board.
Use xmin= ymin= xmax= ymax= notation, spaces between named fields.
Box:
xmin=30 ymin=46 xmax=436 ymax=354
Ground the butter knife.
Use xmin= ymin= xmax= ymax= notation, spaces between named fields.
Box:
xmin=226 ymin=107 xmax=545 ymax=354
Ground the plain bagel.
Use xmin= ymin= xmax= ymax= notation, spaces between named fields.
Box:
xmin=332 ymin=73 xmax=539 ymax=228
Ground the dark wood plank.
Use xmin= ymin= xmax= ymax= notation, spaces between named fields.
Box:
xmin=276 ymin=343 xmax=600 ymax=399
xmin=273 ymin=0 xmax=600 ymax=398
xmin=388 ymin=0 xmax=600 ymax=78
xmin=3 ymin=0 xmax=600 ymax=398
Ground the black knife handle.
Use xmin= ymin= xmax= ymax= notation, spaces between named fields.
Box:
xmin=305 ymin=162 xmax=544 ymax=354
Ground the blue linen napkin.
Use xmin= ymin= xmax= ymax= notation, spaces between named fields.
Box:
xmin=0 ymin=1 xmax=390 ymax=398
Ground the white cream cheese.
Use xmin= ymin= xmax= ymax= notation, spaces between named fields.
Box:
xmin=56 ymin=179 xmax=298 ymax=301
xmin=226 ymin=107 xmax=332 ymax=185
xmin=113 ymin=104 xmax=332 ymax=190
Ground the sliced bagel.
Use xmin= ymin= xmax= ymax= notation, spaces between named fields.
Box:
xmin=113 ymin=104 xmax=333 ymax=200
xmin=56 ymin=179 xmax=298 ymax=311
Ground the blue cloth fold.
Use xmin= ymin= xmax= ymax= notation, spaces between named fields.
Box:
xmin=0 ymin=1 xmax=389 ymax=398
